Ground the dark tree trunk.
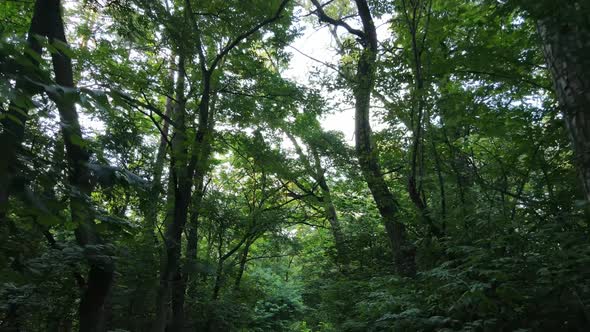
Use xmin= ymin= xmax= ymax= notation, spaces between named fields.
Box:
xmin=153 ymin=55 xmax=187 ymax=332
xmin=536 ymin=7 xmax=590 ymax=202
xmin=311 ymin=0 xmax=416 ymax=277
xmin=400 ymin=0 xmax=442 ymax=237
xmin=39 ymin=1 xmax=115 ymax=331
xmin=234 ymin=237 xmax=254 ymax=291
xmin=176 ymin=89 xmax=216 ymax=328
xmin=154 ymin=2 xmax=289 ymax=329
xmin=35 ymin=1 xmax=115 ymax=330
xmin=144 ymin=56 xmax=176 ymax=236
xmin=310 ymin=147 xmax=348 ymax=264
xmin=211 ymin=257 xmax=224 ymax=301
xmin=0 ymin=0 xmax=45 ymax=221
xmin=352 ymin=0 xmax=416 ymax=276
xmin=167 ymin=67 xmax=214 ymax=332
xmin=286 ymin=132 xmax=348 ymax=264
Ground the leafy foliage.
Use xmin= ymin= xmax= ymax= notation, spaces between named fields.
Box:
xmin=1 ymin=0 xmax=589 ymax=331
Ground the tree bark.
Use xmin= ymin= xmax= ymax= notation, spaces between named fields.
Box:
xmin=234 ymin=237 xmax=254 ymax=291
xmin=310 ymin=146 xmax=348 ymax=264
xmin=144 ymin=56 xmax=176 ymax=236
xmin=352 ymin=0 xmax=416 ymax=276
xmin=311 ymin=0 xmax=416 ymax=276
xmin=178 ymin=92 xmax=216 ymax=324
xmin=153 ymin=2 xmax=290 ymax=329
xmin=286 ymin=132 xmax=348 ymax=263
xmin=536 ymin=8 xmax=590 ymax=202
xmin=153 ymin=54 xmax=187 ymax=332
xmin=41 ymin=1 xmax=114 ymax=331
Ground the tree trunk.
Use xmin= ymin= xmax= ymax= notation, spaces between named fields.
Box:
xmin=211 ymin=257 xmax=224 ymax=301
xmin=42 ymin=1 xmax=115 ymax=331
xmin=154 ymin=2 xmax=288 ymax=328
xmin=145 ymin=56 xmax=176 ymax=236
xmin=167 ymin=68 xmax=215 ymax=332
xmin=152 ymin=55 xmax=187 ymax=332
xmin=310 ymin=147 xmax=348 ymax=264
xmin=234 ymin=237 xmax=254 ymax=291
xmin=352 ymin=0 xmax=416 ymax=276
xmin=312 ymin=0 xmax=417 ymax=276
xmin=178 ymin=92 xmax=216 ymax=323
xmin=536 ymin=10 xmax=590 ymax=202
xmin=286 ymin=132 xmax=348 ymax=263
xmin=0 ymin=0 xmax=44 ymax=221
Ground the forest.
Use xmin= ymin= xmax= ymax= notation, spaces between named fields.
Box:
xmin=0 ymin=0 xmax=589 ymax=331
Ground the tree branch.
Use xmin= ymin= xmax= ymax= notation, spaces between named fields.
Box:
xmin=310 ymin=0 xmax=365 ymax=39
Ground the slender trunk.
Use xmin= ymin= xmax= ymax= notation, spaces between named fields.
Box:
xmin=156 ymin=2 xmax=288 ymax=327
xmin=403 ymin=0 xmax=441 ymax=237
xmin=205 ymin=251 xmax=224 ymax=332
xmin=0 ymin=0 xmax=44 ymax=221
xmin=536 ymin=12 xmax=590 ymax=202
xmin=39 ymin=2 xmax=115 ymax=331
xmin=310 ymin=147 xmax=348 ymax=263
xmin=145 ymin=56 xmax=176 ymax=235
xmin=209 ymin=232 xmax=250 ymax=304
xmin=286 ymin=132 xmax=348 ymax=263
xmin=153 ymin=55 xmax=187 ymax=332
xmin=178 ymin=176 xmax=202 ymax=320
xmin=431 ymin=138 xmax=446 ymax=230
xmin=47 ymin=11 xmax=112 ymax=332
xmin=234 ymin=238 xmax=253 ymax=291
xmin=178 ymin=92 xmax=216 ymax=322
xmin=211 ymin=232 xmax=225 ymax=303
xmin=352 ymin=0 xmax=416 ymax=276
xmin=168 ymin=68 xmax=215 ymax=332
xmin=285 ymin=256 xmax=294 ymax=282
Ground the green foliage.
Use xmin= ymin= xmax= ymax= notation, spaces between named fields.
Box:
xmin=1 ymin=0 xmax=589 ymax=331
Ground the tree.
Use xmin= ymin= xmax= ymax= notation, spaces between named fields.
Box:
xmin=310 ymin=0 xmax=416 ymax=276
xmin=529 ymin=1 xmax=590 ymax=202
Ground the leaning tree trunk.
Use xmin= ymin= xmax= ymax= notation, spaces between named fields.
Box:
xmin=352 ymin=0 xmax=416 ymax=277
xmin=310 ymin=146 xmax=348 ymax=264
xmin=234 ymin=237 xmax=254 ymax=291
xmin=536 ymin=9 xmax=590 ymax=202
xmin=312 ymin=0 xmax=416 ymax=276
xmin=44 ymin=1 xmax=114 ymax=330
xmin=286 ymin=132 xmax=348 ymax=264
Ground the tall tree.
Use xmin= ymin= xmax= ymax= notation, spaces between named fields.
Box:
xmin=151 ymin=1 xmax=291 ymax=330
xmin=0 ymin=0 xmax=45 ymax=221
xmin=311 ymin=0 xmax=416 ymax=276
xmin=531 ymin=1 xmax=590 ymax=202
xmin=44 ymin=1 xmax=114 ymax=331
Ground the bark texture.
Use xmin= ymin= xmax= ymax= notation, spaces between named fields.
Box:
xmin=43 ymin=1 xmax=115 ymax=330
xmin=536 ymin=7 xmax=590 ymax=202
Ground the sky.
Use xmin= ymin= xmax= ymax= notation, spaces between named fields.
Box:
xmin=284 ymin=19 xmax=357 ymax=144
